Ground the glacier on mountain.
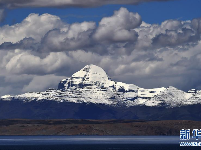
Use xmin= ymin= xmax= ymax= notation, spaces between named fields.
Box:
xmin=1 ymin=64 xmax=201 ymax=107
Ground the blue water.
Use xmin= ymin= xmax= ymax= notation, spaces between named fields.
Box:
xmin=0 ymin=136 xmax=199 ymax=150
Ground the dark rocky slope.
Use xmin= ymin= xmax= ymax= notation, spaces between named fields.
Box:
xmin=0 ymin=100 xmax=201 ymax=120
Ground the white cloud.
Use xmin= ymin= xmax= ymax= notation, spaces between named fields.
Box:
xmin=40 ymin=22 xmax=96 ymax=52
xmin=134 ymin=19 xmax=200 ymax=49
xmin=22 ymin=74 xmax=66 ymax=92
xmin=0 ymin=13 xmax=65 ymax=44
xmin=0 ymin=74 xmax=33 ymax=96
xmin=1 ymin=8 xmax=200 ymax=54
xmin=5 ymin=50 xmax=72 ymax=74
xmin=94 ymin=7 xmax=141 ymax=43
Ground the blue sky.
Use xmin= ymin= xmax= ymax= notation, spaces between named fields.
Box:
xmin=0 ymin=0 xmax=201 ymax=96
xmin=2 ymin=0 xmax=201 ymax=26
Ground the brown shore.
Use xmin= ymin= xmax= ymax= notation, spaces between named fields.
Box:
xmin=0 ymin=119 xmax=200 ymax=136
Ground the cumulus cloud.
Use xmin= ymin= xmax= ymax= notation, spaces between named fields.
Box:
xmin=1 ymin=8 xmax=200 ymax=55
xmin=40 ymin=8 xmax=141 ymax=53
xmin=22 ymin=74 xmax=66 ymax=92
xmin=0 ymin=74 xmax=33 ymax=96
xmin=134 ymin=19 xmax=201 ymax=49
xmin=0 ymin=13 xmax=65 ymax=44
xmin=0 ymin=38 xmax=38 ymax=50
xmin=4 ymin=50 xmax=72 ymax=75
xmin=94 ymin=7 xmax=141 ymax=43
xmin=0 ymin=0 xmax=176 ymax=8
xmin=40 ymin=22 xmax=96 ymax=52
xmin=0 ymin=8 xmax=142 ymax=54
xmin=0 ymin=73 xmax=65 ymax=96
xmin=152 ymin=28 xmax=198 ymax=47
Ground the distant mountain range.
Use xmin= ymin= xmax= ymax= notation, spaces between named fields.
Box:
xmin=1 ymin=64 xmax=201 ymax=120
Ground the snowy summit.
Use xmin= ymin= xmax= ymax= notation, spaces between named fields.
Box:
xmin=1 ymin=64 xmax=201 ymax=107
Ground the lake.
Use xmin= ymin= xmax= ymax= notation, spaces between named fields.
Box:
xmin=0 ymin=136 xmax=199 ymax=150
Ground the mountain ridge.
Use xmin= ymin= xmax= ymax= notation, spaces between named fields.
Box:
xmin=1 ymin=64 xmax=201 ymax=107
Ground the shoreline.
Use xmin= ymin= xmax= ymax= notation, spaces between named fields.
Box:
xmin=0 ymin=119 xmax=200 ymax=136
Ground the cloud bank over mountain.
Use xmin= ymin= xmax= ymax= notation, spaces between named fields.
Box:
xmin=0 ymin=7 xmax=201 ymax=96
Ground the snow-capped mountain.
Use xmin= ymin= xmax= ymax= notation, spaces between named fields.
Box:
xmin=1 ymin=64 xmax=201 ymax=107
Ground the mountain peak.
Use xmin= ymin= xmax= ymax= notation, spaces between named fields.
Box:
xmin=73 ymin=64 xmax=105 ymax=74
xmin=72 ymin=64 xmax=109 ymax=82
xmin=58 ymin=64 xmax=110 ymax=91
xmin=84 ymin=64 xmax=101 ymax=69
xmin=2 ymin=64 xmax=201 ymax=108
